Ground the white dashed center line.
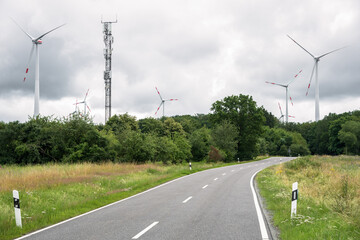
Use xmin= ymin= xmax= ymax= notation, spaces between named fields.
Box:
xmin=202 ymin=185 xmax=208 ymax=189
xmin=214 ymin=178 xmax=218 ymax=181
xmin=222 ymin=173 xmax=226 ymax=176
xmin=182 ymin=196 xmax=193 ymax=203
xmin=132 ymin=221 xmax=159 ymax=239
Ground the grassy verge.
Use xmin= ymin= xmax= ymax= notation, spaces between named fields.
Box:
xmin=257 ymin=155 xmax=360 ymax=239
xmin=0 ymin=160 xmax=254 ymax=239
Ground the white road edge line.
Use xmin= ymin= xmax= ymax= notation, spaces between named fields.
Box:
xmin=132 ymin=221 xmax=159 ymax=239
xmin=202 ymin=185 xmax=208 ymax=189
xmin=250 ymin=169 xmax=269 ymax=240
xmin=182 ymin=196 xmax=193 ymax=203
xmin=214 ymin=178 xmax=218 ymax=181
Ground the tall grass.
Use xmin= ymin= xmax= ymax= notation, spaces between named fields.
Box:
xmin=257 ymin=155 xmax=360 ymax=239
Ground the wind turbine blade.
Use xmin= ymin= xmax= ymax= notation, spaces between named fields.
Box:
xmin=169 ymin=99 xmax=178 ymax=101
xmin=278 ymin=102 xmax=283 ymax=116
xmin=306 ymin=62 xmax=316 ymax=96
xmin=87 ymin=105 xmax=91 ymax=113
xmin=35 ymin=23 xmax=66 ymax=41
xmin=265 ymin=81 xmax=286 ymax=87
xmin=287 ymin=69 xmax=303 ymax=85
xmin=11 ymin=17 xmax=34 ymax=40
xmin=155 ymin=87 xmax=163 ymax=101
xmin=318 ymin=46 xmax=347 ymax=59
xmin=84 ymin=89 xmax=89 ymax=101
xmin=289 ymin=96 xmax=294 ymax=106
xmin=287 ymin=35 xmax=315 ymax=58
xmin=155 ymin=102 xmax=163 ymax=115
xmin=23 ymin=44 xmax=35 ymax=82
xmin=288 ymin=115 xmax=295 ymax=118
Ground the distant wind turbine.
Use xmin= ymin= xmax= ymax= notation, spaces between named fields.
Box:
xmin=278 ymin=102 xmax=295 ymax=123
xmin=78 ymin=89 xmax=91 ymax=115
xmin=266 ymin=70 xmax=302 ymax=123
xmin=12 ymin=18 xmax=65 ymax=117
xmin=155 ymin=87 xmax=178 ymax=117
xmin=287 ymin=35 xmax=346 ymax=121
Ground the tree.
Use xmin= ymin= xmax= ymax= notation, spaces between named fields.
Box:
xmin=163 ymin=118 xmax=186 ymax=139
xmin=210 ymin=94 xmax=265 ymax=160
xmin=138 ymin=117 xmax=164 ymax=136
xmin=105 ymin=113 xmax=139 ymax=135
xmin=211 ymin=121 xmax=238 ymax=162
xmin=338 ymin=120 xmax=360 ymax=155
xmin=189 ymin=127 xmax=212 ymax=161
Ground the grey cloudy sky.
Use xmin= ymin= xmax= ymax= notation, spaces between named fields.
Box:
xmin=0 ymin=0 xmax=359 ymax=124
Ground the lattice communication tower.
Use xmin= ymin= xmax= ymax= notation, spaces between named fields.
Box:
xmin=102 ymin=17 xmax=117 ymax=123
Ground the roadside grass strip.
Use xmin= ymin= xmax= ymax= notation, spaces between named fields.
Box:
xmin=256 ymin=156 xmax=360 ymax=240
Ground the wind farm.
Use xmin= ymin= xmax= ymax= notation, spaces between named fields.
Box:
xmin=1 ymin=2 xmax=359 ymax=240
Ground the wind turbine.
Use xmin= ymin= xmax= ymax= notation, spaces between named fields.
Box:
xmin=287 ymin=35 xmax=346 ymax=121
xmin=155 ymin=87 xmax=178 ymax=118
xmin=266 ymin=70 xmax=302 ymax=123
xmin=278 ymin=102 xmax=295 ymax=123
xmin=12 ymin=18 xmax=65 ymax=117
xmin=78 ymin=89 xmax=91 ymax=115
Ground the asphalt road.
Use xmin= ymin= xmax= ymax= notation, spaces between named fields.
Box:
xmin=17 ymin=157 xmax=295 ymax=240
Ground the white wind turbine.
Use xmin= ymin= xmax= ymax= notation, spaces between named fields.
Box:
xmin=78 ymin=89 xmax=91 ymax=115
xmin=12 ymin=18 xmax=65 ymax=117
xmin=287 ymin=35 xmax=346 ymax=121
xmin=278 ymin=102 xmax=295 ymax=123
xmin=266 ymin=70 xmax=302 ymax=123
xmin=155 ymin=87 xmax=178 ymax=118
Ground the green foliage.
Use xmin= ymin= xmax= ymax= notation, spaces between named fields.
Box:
xmin=105 ymin=113 xmax=139 ymax=135
xmin=210 ymin=94 xmax=265 ymax=160
xmin=138 ymin=117 xmax=165 ymax=136
xmin=211 ymin=121 xmax=238 ymax=162
xmin=163 ymin=118 xmax=186 ymax=139
xmin=338 ymin=120 xmax=360 ymax=155
xmin=189 ymin=127 xmax=212 ymax=161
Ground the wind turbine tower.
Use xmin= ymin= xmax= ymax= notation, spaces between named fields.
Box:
xmin=12 ymin=18 xmax=65 ymax=117
xmin=102 ymin=17 xmax=117 ymax=123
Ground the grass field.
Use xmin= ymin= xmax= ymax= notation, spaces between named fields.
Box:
xmin=0 ymin=160 xmax=247 ymax=240
xmin=257 ymin=156 xmax=360 ymax=239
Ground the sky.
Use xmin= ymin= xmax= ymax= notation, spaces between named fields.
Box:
xmin=0 ymin=0 xmax=359 ymax=124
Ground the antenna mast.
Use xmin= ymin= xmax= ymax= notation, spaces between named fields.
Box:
xmin=102 ymin=16 xmax=117 ymax=123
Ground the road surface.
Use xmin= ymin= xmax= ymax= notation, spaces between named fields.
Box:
xmin=17 ymin=157 xmax=295 ymax=240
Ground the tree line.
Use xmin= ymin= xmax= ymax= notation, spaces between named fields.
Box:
xmin=0 ymin=93 xmax=358 ymax=165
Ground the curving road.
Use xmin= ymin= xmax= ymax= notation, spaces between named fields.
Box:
xmin=17 ymin=157 xmax=295 ymax=240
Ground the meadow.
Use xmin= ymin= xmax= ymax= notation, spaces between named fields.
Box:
xmin=257 ymin=155 xmax=360 ymax=239
xmin=0 ymin=161 xmax=239 ymax=239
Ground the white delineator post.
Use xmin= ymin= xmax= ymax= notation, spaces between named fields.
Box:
xmin=291 ymin=182 xmax=298 ymax=218
xmin=189 ymin=162 xmax=192 ymax=171
xmin=13 ymin=190 xmax=22 ymax=227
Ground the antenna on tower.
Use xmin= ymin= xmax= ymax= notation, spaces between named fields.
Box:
xmin=101 ymin=15 xmax=117 ymax=123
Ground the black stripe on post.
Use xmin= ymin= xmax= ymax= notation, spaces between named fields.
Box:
xmin=292 ymin=189 xmax=298 ymax=201
xmin=14 ymin=198 xmax=20 ymax=209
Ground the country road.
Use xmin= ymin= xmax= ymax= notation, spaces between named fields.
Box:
xmin=17 ymin=157 xmax=295 ymax=240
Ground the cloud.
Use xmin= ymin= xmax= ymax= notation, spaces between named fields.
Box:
xmin=0 ymin=0 xmax=359 ymax=124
